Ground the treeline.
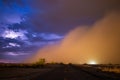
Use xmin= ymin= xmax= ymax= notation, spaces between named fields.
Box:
xmin=0 ymin=58 xmax=65 ymax=68
xmin=0 ymin=63 xmax=45 ymax=68
xmin=0 ymin=59 xmax=46 ymax=68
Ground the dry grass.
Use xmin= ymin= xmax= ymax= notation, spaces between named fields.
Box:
xmin=101 ymin=68 xmax=120 ymax=73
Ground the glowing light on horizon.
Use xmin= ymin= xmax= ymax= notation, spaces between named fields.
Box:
xmin=88 ymin=60 xmax=97 ymax=64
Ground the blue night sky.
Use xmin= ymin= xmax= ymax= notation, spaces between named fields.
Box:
xmin=0 ymin=0 xmax=120 ymax=63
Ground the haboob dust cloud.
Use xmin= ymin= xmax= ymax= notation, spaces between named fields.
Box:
xmin=27 ymin=11 xmax=120 ymax=64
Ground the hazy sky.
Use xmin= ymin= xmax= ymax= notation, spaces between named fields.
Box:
xmin=0 ymin=0 xmax=120 ymax=63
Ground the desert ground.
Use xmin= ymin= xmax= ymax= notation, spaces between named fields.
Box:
xmin=0 ymin=63 xmax=120 ymax=80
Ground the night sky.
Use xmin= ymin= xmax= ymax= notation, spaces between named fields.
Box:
xmin=0 ymin=0 xmax=120 ymax=63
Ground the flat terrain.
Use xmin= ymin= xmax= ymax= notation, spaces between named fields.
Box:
xmin=0 ymin=64 xmax=120 ymax=80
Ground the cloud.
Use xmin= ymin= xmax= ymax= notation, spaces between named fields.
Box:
xmin=29 ymin=0 xmax=120 ymax=33
xmin=39 ymin=33 xmax=63 ymax=40
xmin=27 ymin=11 xmax=120 ymax=64
xmin=1 ymin=29 xmax=28 ymax=40
xmin=2 ymin=43 xmax=20 ymax=48
xmin=0 ymin=31 xmax=63 ymax=60
xmin=8 ymin=43 xmax=20 ymax=47
xmin=5 ymin=52 xmax=27 ymax=56
xmin=0 ymin=0 xmax=31 ymax=23
xmin=0 ymin=0 xmax=120 ymax=33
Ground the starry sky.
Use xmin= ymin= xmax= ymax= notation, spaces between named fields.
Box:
xmin=0 ymin=0 xmax=120 ymax=63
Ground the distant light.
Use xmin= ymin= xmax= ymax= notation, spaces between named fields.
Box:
xmin=88 ymin=60 xmax=97 ymax=64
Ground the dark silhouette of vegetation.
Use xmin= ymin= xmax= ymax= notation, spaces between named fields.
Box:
xmin=0 ymin=58 xmax=46 ymax=68
xmin=33 ymin=58 xmax=46 ymax=68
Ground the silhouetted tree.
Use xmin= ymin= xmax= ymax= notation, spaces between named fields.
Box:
xmin=34 ymin=58 xmax=46 ymax=68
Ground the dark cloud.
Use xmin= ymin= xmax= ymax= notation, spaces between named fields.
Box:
xmin=29 ymin=0 xmax=120 ymax=33
xmin=1 ymin=0 xmax=120 ymax=33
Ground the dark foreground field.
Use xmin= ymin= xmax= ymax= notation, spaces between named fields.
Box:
xmin=0 ymin=64 xmax=120 ymax=80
